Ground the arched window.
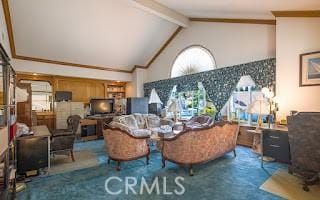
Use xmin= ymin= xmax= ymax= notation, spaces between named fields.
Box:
xmin=171 ymin=45 xmax=216 ymax=78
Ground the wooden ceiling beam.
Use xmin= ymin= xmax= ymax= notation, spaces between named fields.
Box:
xmin=272 ymin=10 xmax=320 ymax=17
xmin=146 ymin=26 xmax=183 ymax=68
xmin=190 ymin=18 xmax=276 ymax=25
xmin=131 ymin=0 xmax=189 ymax=27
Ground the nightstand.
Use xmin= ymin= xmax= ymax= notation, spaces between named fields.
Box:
xmin=247 ymin=125 xmax=290 ymax=168
xmin=262 ymin=127 xmax=290 ymax=167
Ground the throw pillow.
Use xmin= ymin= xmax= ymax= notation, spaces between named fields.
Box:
xmin=119 ymin=115 xmax=139 ymax=129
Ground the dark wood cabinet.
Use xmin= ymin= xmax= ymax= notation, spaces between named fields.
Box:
xmin=86 ymin=115 xmax=114 ymax=138
xmin=263 ymin=129 xmax=290 ymax=163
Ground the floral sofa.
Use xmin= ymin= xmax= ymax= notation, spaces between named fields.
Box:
xmin=109 ymin=114 xmax=174 ymax=137
xmin=160 ymin=121 xmax=239 ymax=176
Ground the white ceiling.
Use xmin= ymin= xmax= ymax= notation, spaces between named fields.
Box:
xmin=156 ymin=0 xmax=320 ymax=19
xmin=9 ymin=0 xmax=177 ymax=70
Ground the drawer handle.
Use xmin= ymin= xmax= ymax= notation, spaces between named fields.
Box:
xmin=269 ymin=136 xmax=280 ymax=139
xmin=270 ymin=144 xmax=280 ymax=148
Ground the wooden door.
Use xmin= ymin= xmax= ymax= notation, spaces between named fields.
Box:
xmin=17 ymin=83 xmax=32 ymax=127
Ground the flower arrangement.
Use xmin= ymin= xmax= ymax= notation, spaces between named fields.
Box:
xmin=203 ymin=102 xmax=217 ymax=117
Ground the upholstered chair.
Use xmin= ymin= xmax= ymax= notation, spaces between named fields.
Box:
xmin=50 ymin=115 xmax=81 ymax=161
xmin=103 ymin=128 xmax=150 ymax=171
xmin=160 ymin=121 xmax=239 ymax=176
xmin=287 ymin=112 xmax=320 ymax=191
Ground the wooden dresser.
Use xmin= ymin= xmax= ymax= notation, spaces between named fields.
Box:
xmin=36 ymin=112 xmax=55 ymax=131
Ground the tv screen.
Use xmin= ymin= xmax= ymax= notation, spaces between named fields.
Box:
xmin=90 ymin=99 xmax=114 ymax=115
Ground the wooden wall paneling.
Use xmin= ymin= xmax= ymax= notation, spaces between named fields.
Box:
xmin=17 ymin=73 xmax=125 ymax=104
xmin=17 ymin=83 xmax=32 ymax=127
xmin=36 ymin=112 xmax=55 ymax=131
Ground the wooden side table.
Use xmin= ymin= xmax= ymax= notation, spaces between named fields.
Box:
xmin=79 ymin=119 xmax=98 ymax=141
xmin=247 ymin=129 xmax=262 ymax=154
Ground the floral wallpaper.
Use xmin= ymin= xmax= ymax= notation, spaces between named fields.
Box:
xmin=144 ymin=58 xmax=276 ymax=112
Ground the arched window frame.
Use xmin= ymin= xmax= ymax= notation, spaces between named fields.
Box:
xmin=170 ymin=45 xmax=216 ymax=78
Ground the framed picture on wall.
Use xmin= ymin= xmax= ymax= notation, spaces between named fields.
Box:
xmin=300 ymin=51 xmax=320 ymax=87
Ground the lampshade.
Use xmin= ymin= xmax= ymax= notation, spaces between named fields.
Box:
xmin=247 ymin=98 xmax=269 ymax=115
xmin=148 ymin=88 xmax=162 ymax=104
xmin=236 ymin=75 xmax=256 ymax=88
xmin=261 ymin=87 xmax=269 ymax=95
xmin=168 ymin=100 xmax=181 ymax=112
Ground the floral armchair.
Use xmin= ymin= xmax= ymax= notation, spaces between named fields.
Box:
xmin=103 ymin=127 xmax=150 ymax=171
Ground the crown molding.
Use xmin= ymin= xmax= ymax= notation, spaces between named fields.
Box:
xmin=190 ymin=18 xmax=276 ymax=25
xmin=130 ymin=65 xmax=148 ymax=73
xmin=146 ymin=26 xmax=183 ymax=68
xmin=2 ymin=0 xmax=16 ymax=56
xmin=272 ymin=10 xmax=320 ymax=17
xmin=14 ymin=55 xmax=133 ymax=73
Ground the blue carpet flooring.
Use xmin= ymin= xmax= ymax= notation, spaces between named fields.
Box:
xmin=17 ymin=140 xmax=285 ymax=200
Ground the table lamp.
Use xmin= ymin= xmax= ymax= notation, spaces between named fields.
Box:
xmin=148 ymin=88 xmax=162 ymax=115
xmin=168 ymin=99 xmax=181 ymax=122
xmin=236 ymin=75 xmax=256 ymax=89
xmin=247 ymin=96 xmax=269 ymax=130
xmin=261 ymin=87 xmax=278 ymax=127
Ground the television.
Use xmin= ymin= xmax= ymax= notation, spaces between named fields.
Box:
xmin=90 ymin=99 xmax=114 ymax=115
xmin=55 ymin=91 xmax=72 ymax=102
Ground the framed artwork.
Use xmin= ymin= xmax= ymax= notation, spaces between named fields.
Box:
xmin=300 ymin=51 xmax=320 ymax=87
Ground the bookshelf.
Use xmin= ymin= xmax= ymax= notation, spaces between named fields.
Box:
xmin=0 ymin=44 xmax=17 ymax=200
xmin=106 ymin=83 xmax=126 ymax=99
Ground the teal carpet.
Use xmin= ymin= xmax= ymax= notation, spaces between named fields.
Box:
xmin=17 ymin=140 xmax=285 ymax=200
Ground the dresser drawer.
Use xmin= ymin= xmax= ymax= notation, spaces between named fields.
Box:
xmin=264 ymin=132 xmax=287 ymax=146
xmin=263 ymin=129 xmax=290 ymax=163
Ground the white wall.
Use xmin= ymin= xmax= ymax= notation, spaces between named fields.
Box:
xmin=146 ymin=21 xmax=276 ymax=82
xmin=126 ymin=68 xmax=147 ymax=97
xmin=276 ymin=18 xmax=320 ymax=120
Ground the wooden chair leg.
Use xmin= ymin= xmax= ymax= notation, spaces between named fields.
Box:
xmin=162 ymin=157 xmax=166 ymax=168
xmin=116 ymin=161 xmax=121 ymax=171
xmin=189 ymin=165 xmax=194 ymax=176
xmin=233 ymin=149 xmax=237 ymax=157
xmin=70 ymin=150 xmax=75 ymax=162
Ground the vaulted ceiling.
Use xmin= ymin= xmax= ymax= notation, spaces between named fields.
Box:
xmin=4 ymin=0 xmax=320 ymax=73
xmin=8 ymin=0 xmax=177 ymax=71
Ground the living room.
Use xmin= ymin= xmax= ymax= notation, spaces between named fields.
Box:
xmin=0 ymin=0 xmax=319 ymax=199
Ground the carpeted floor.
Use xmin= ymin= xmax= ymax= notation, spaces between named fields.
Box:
xmin=17 ymin=140 xmax=286 ymax=200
